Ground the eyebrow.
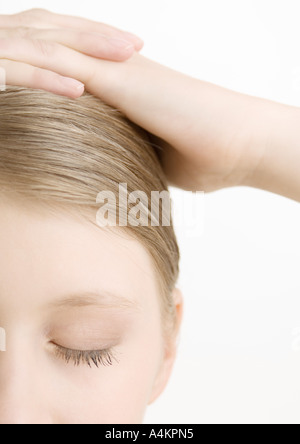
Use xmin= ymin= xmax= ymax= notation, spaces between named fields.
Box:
xmin=48 ymin=291 xmax=140 ymax=311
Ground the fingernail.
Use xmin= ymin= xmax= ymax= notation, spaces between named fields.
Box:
xmin=60 ymin=77 xmax=85 ymax=91
xmin=107 ymin=37 xmax=134 ymax=50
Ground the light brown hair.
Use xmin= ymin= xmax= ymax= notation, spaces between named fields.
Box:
xmin=0 ymin=86 xmax=180 ymax=334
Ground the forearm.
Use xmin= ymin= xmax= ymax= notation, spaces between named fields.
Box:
xmin=87 ymin=53 xmax=300 ymax=200
xmin=244 ymin=99 xmax=300 ymax=202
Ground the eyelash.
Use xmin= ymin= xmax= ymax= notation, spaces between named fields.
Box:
xmin=53 ymin=344 xmax=117 ymax=369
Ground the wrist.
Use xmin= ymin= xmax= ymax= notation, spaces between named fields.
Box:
xmin=243 ymin=98 xmax=300 ymax=201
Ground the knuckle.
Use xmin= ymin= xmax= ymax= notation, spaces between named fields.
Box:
xmin=13 ymin=14 xmax=29 ymax=27
xmin=14 ymin=26 xmax=35 ymax=38
xmin=33 ymin=39 xmax=56 ymax=59
xmin=15 ymin=8 xmax=48 ymax=25
xmin=26 ymin=8 xmax=49 ymax=14
xmin=20 ymin=8 xmax=48 ymax=17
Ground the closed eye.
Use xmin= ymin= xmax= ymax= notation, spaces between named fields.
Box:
xmin=51 ymin=343 xmax=118 ymax=368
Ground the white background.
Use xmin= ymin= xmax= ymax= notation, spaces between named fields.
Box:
xmin=1 ymin=0 xmax=300 ymax=424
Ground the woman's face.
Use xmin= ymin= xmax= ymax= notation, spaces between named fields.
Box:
xmin=0 ymin=197 xmax=179 ymax=424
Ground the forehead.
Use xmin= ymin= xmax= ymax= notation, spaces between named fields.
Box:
xmin=0 ymin=197 xmax=159 ymax=312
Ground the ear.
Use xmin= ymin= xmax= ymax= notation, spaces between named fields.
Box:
xmin=148 ymin=287 xmax=184 ymax=405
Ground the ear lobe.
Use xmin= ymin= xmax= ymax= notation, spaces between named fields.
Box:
xmin=148 ymin=288 xmax=184 ymax=405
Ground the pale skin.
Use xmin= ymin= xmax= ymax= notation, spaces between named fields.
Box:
xmin=0 ymin=197 xmax=183 ymax=424
xmin=0 ymin=9 xmax=299 ymax=202
xmin=0 ymin=8 xmax=299 ymax=423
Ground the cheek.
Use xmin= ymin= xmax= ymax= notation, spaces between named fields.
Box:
xmin=51 ymin=322 xmax=164 ymax=424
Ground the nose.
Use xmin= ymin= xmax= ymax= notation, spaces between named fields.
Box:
xmin=0 ymin=344 xmax=53 ymax=424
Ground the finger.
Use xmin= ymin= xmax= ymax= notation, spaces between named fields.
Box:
xmin=0 ymin=9 xmax=144 ymax=50
xmin=34 ymin=9 xmax=144 ymax=50
xmin=0 ymin=27 xmax=136 ymax=61
xmin=0 ymin=59 xmax=85 ymax=98
xmin=0 ymin=38 xmax=94 ymax=84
